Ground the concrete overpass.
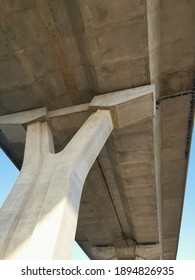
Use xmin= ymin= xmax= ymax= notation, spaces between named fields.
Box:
xmin=0 ymin=0 xmax=194 ymax=259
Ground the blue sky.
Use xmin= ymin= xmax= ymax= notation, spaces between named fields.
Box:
xmin=0 ymin=128 xmax=194 ymax=259
xmin=176 ymin=127 xmax=195 ymax=259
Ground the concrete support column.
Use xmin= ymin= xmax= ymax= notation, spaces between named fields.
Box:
xmin=0 ymin=109 xmax=113 ymax=259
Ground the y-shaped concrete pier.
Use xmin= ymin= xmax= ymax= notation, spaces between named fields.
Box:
xmin=0 ymin=85 xmax=157 ymax=259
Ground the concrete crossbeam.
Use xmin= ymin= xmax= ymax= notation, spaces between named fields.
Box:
xmin=90 ymin=85 xmax=155 ymax=128
xmin=0 ymin=85 xmax=155 ymax=130
xmin=92 ymin=244 xmax=160 ymax=260
xmin=0 ymin=107 xmax=48 ymax=125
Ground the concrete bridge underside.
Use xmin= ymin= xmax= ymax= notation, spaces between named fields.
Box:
xmin=0 ymin=0 xmax=195 ymax=259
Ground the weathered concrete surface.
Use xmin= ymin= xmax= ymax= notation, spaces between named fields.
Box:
xmin=0 ymin=0 xmax=194 ymax=259
xmin=92 ymin=244 xmax=160 ymax=260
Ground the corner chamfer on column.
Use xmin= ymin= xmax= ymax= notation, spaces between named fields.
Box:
xmin=0 ymin=109 xmax=113 ymax=259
